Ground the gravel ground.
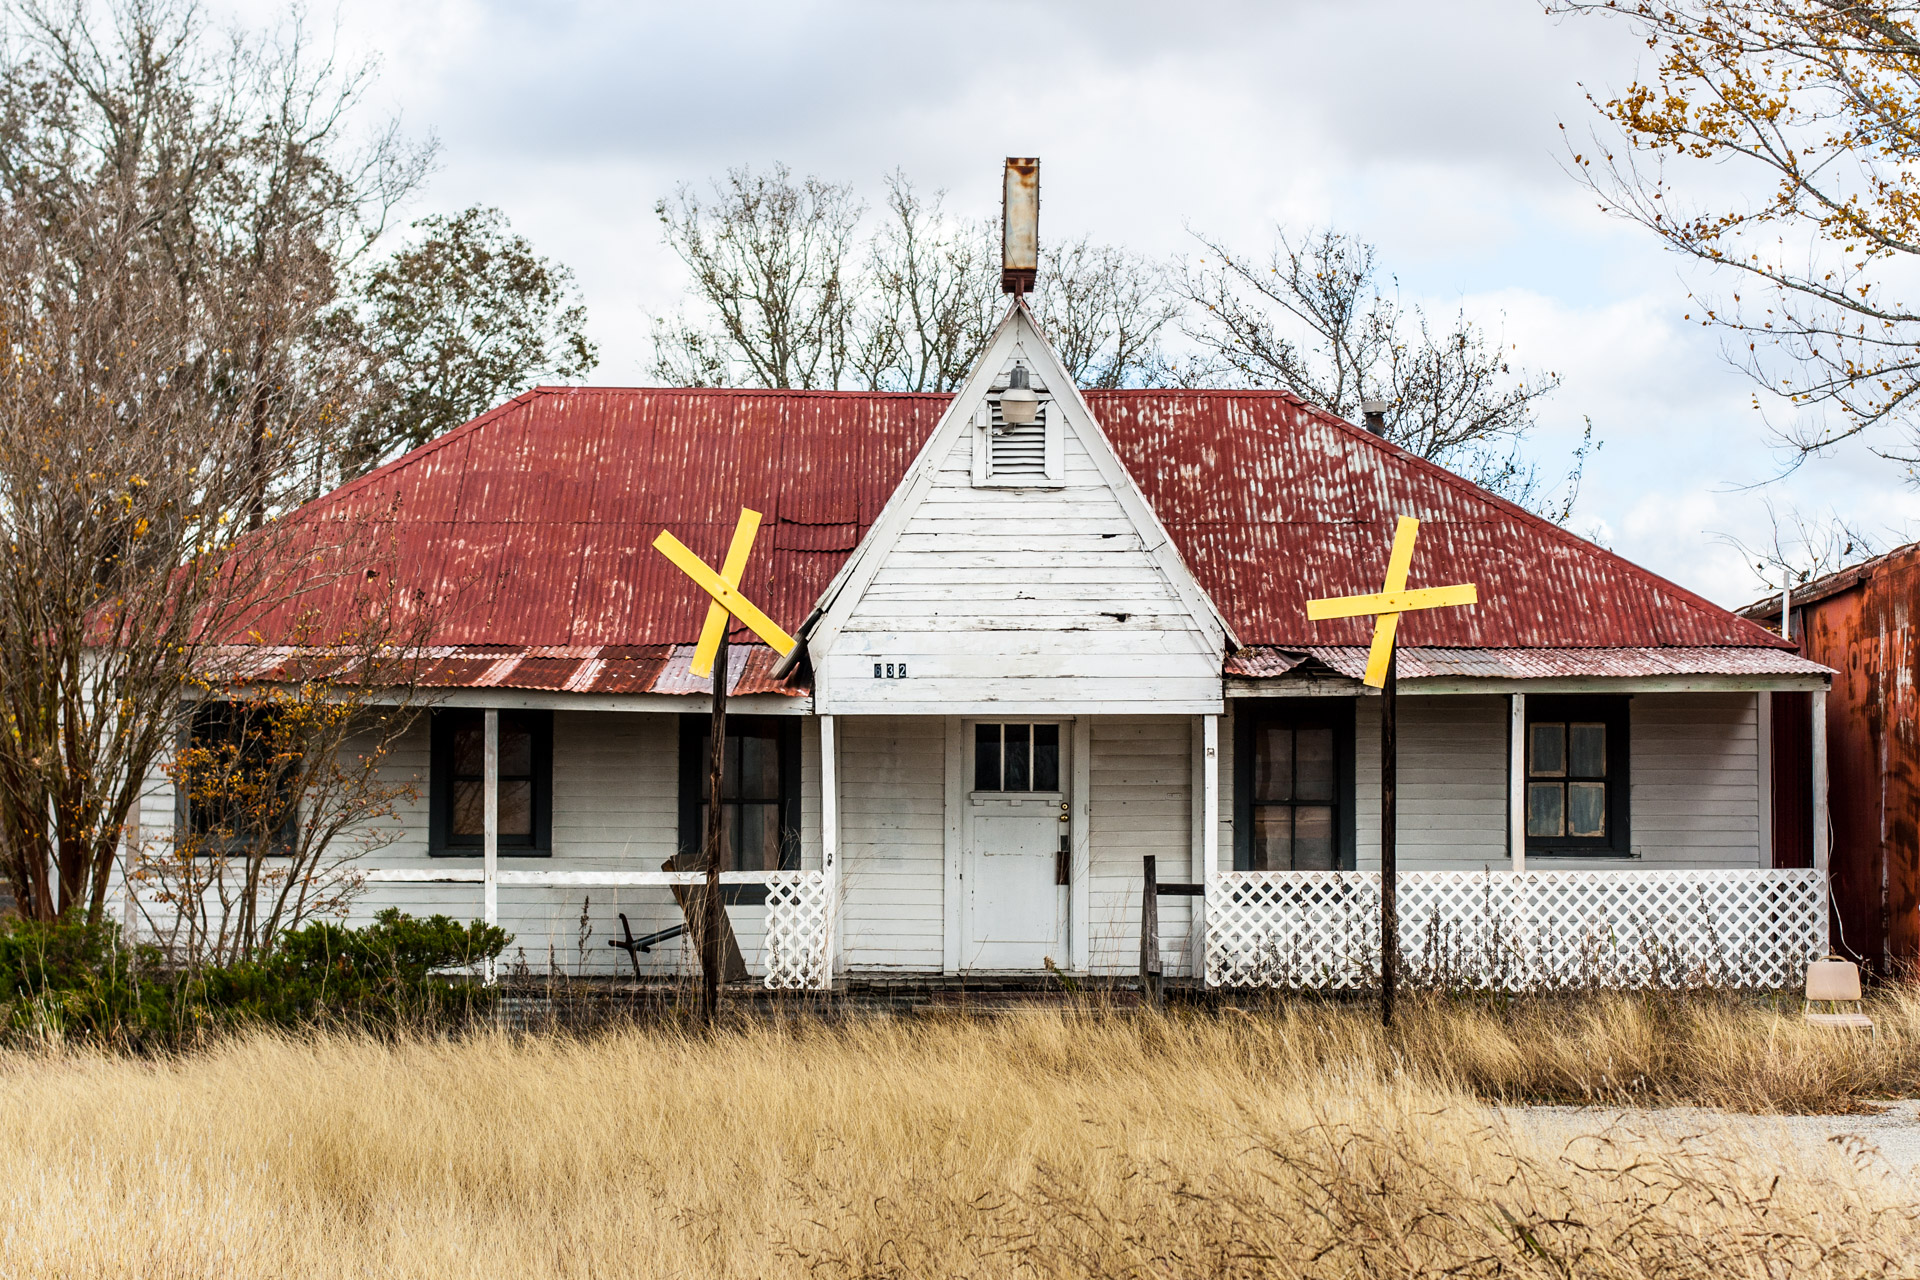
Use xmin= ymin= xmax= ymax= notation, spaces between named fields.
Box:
xmin=1506 ymin=1100 xmax=1920 ymax=1186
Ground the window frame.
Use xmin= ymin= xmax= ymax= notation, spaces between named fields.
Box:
xmin=178 ymin=700 xmax=300 ymax=857
xmin=972 ymin=389 xmax=1065 ymax=488
xmin=1522 ymin=695 xmax=1632 ymax=857
xmin=971 ymin=721 xmax=1066 ymax=796
xmin=429 ymin=709 xmax=554 ymax=858
xmin=1233 ymin=699 xmax=1356 ymax=872
xmin=676 ymin=714 xmax=802 ymax=905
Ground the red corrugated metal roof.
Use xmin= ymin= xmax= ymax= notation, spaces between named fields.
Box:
xmin=215 ymin=642 xmax=795 ymax=696
xmin=1236 ymin=646 xmax=1830 ymax=681
xmin=252 ymin=385 xmax=1789 ymax=687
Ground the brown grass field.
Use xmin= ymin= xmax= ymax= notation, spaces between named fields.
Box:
xmin=3 ymin=994 xmax=1920 ymax=1278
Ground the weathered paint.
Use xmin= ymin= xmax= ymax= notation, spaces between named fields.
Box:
xmin=1748 ymin=545 xmax=1920 ymax=972
xmin=250 ymin=384 xmax=1792 ymax=687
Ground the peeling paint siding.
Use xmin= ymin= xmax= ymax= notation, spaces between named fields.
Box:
xmin=1350 ymin=697 xmax=1508 ymax=872
xmin=1087 ymin=717 xmax=1194 ymax=976
xmin=1629 ymin=694 xmax=1761 ymax=869
xmin=814 ymin=393 xmax=1222 ymax=715
xmin=836 ymin=717 xmax=945 ymax=971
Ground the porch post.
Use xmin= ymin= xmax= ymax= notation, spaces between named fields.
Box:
xmin=1509 ymin=693 xmax=1526 ymax=873
xmin=1201 ymin=714 xmax=1219 ymax=984
xmin=820 ymin=714 xmax=839 ymax=987
xmin=483 ymin=708 xmax=499 ymax=984
xmin=1812 ymin=687 xmax=1830 ymax=875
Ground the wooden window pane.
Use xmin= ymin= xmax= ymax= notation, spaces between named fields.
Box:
xmin=498 ymin=780 xmax=533 ymax=838
xmin=498 ymin=723 xmax=532 ymax=778
xmin=1005 ymin=724 xmax=1031 ymax=791
xmin=1293 ymin=805 xmax=1335 ymax=869
xmin=1526 ymin=782 xmax=1564 ymax=837
xmin=738 ymin=802 xmax=782 ymax=870
xmin=1295 ymin=728 xmax=1334 ymax=801
xmin=1567 ymin=782 xmax=1607 ymax=838
xmin=451 ymin=779 xmax=484 ymax=837
xmin=1254 ymin=726 xmax=1293 ymax=802
xmin=1251 ymin=807 xmax=1292 ymax=871
xmin=1032 ymin=723 xmax=1060 ymax=792
xmin=974 ymin=724 xmax=1001 ymax=791
xmin=1529 ymin=722 xmax=1566 ymax=777
xmin=736 ymin=732 xmax=781 ymax=801
xmin=1569 ymin=723 xmax=1606 ymax=778
xmin=452 ymin=723 xmax=483 ymax=778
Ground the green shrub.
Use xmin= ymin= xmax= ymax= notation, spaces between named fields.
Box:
xmin=0 ymin=909 xmax=511 ymax=1047
xmin=194 ymin=909 xmax=511 ymax=1026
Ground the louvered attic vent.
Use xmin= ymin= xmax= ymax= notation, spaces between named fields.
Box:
xmin=989 ymin=398 xmax=1048 ymax=477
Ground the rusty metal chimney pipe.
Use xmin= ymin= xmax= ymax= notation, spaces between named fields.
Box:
xmin=1002 ymin=157 xmax=1039 ymax=296
xmin=1361 ymin=398 xmax=1389 ymax=436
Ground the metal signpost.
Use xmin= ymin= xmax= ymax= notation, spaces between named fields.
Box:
xmin=1306 ymin=515 xmax=1478 ymax=1027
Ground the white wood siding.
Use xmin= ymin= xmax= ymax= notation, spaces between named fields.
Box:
xmin=1342 ymin=692 xmax=1760 ymax=872
xmin=837 ymin=716 xmax=946 ymax=971
xmin=1628 ymin=693 xmax=1761 ymax=869
xmin=814 ymin=382 xmax=1221 ymax=716
xmin=1087 ymin=717 xmax=1195 ymax=976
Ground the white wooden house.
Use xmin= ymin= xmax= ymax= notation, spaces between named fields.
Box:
xmin=130 ymin=296 xmax=1835 ymax=990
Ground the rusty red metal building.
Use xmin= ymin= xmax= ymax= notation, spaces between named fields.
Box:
xmin=1741 ymin=545 xmax=1920 ymax=973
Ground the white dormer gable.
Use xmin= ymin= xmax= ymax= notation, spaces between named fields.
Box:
xmin=799 ymin=301 xmax=1234 ymax=716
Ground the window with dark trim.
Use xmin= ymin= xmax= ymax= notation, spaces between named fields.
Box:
xmin=1235 ymin=700 xmax=1355 ymax=871
xmin=181 ymin=700 xmax=298 ymax=855
xmin=1524 ymin=695 xmax=1630 ymax=856
xmin=677 ymin=716 xmax=801 ymax=902
xmin=973 ymin=723 xmax=1061 ymax=793
xmin=430 ymin=710 xmax=553 ymax=856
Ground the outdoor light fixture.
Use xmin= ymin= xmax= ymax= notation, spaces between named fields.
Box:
xmin=1000 ymin=363 xmax=1041 ymax=426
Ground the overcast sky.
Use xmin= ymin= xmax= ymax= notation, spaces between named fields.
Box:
xmin=237 ymin=0 xmax=1920 ymax=607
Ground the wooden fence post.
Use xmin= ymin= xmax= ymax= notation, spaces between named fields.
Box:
xmin=1140 ymin=855 xmax=1162 ymax=1010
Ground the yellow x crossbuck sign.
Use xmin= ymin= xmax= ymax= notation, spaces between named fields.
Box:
xmin=652 ymin=507 xmax=796 ymax=680
xmin=1305 ymin=515 xmax=1478 ymax=689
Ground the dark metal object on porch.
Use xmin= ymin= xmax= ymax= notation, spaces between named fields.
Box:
xmin=607 ymin=914 xmax=687 ymax=982
xmin=1138 ymin=855 xmax=1204 ymax=1011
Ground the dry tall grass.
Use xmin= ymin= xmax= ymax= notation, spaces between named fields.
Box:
xmin=2 ymin=1003 xmax=1918 ymax=1278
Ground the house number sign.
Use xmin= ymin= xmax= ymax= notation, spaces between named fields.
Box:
xmin=873 ymin=662 xmax=908 ymax=679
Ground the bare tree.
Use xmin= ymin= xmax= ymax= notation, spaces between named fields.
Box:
xmin=1034 ymin=236 xmax=1183 ymax=389
xmin=651 ymin=164 xmax=1184 ymax=392
xmin=1722 ymin=499 xmax=1886 ymax=610
xmin=0 ymin=0 xmax=430 ymax=924
xmin=135 ymin=590 xmax=434 ymax=968
xmin=1554 ymin=1 xmax=1920 ymax=469
xmin=650 ymin=164 xmax=862 ymax=389
xmin=852 ymin=172 xmax=1000 ymax=392
xmin=1179 ymin=227 xmax=1588 ymax=515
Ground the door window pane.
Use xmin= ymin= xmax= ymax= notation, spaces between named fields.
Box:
xmin=1527 ymin=782 xmax=1564 ymax=837
xmin=1569 ymin=723 xmax=1606 ymax=777
xmin=975 ymin=724 xmax=1001 ymax=791
xmin=1251 ymin=807 xmax=1292 ymax=871
xmin=1005 ymin=725 xmax=1032 ymax=791
xmin=1032 ymin=724 xmax=1060 ymax=792
xmin=1254 ymin=726 xmax=1293 ymax=801
xmin=1295 ymin=729 xmax=1334 ymax=802
xmin=1529 ymin=722 xmax=1566 ymax=776
xmin=1567 ymin=782 xmax=1607 ymax=838
xmin=1293 ymin=805 xmax=1335 ymax=870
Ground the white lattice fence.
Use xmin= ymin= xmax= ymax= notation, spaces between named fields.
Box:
xmin=762 ymin=870 xmax=832 ymax=990
xmin=1208 ymin=868 xmax=1826 ymax=991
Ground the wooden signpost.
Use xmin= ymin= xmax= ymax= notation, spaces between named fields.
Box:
xmin=652 ymin=508 xmax=796 ymax=1024
xmin=1307 ymin=515 xmax=1477 ymax=1027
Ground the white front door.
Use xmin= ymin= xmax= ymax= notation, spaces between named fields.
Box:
xmin=964 ymin=721 xmax=1069 ymax=970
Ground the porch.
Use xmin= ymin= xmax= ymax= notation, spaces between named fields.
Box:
xmin=325 ymin=687 xmax=1831 ymax=993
